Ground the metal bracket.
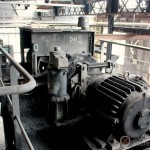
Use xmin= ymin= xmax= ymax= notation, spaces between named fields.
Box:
xmin=106 ymin=60 xmax=114 ymax=74
xmin=71 ymin=62 xmax=88 ymax=93
xmin=80 ymin=63 xmax=88 ymax=93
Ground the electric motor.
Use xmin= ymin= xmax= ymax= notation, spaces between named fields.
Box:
xmin=86 ymin=74 xmax=150 ymax=138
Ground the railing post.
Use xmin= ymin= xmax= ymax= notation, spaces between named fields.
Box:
xmin=10 ymin=51 xmax=22 ymax=150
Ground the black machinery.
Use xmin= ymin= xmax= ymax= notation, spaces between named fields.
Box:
xmin=1 ymin=21 xmax=150 ymax=150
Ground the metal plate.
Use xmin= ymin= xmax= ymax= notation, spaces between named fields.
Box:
xmin=20 ymin=28 xmax=94 ymax=62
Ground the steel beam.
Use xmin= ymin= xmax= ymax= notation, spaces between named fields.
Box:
xmin=97 ymin=12 xmax=150 ymax=19
xmin=0 ymin=1 xmax=84 ymax=7
xmin=96 ymin=34 xmax=150 ymax=40
xmin=1 ymin=21 xmax=150 ymax=28
xmin=86 ymin=0 xmax=105 ymax=4
xmin=107 ymin=0 xmax=115 ymax=60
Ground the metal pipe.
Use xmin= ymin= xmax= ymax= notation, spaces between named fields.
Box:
xmin=15 ymin=115 xmax=34 ymax=150
xmin=1 ymin=22 xmax=150 ymax=29
xmin=88 ymin=62 xmax=109 ymax=68
xmin=0 ymin=1 xmax=84 ymax=7
xmin=99 ymin=40 xmax=150 ymax=52
xmin=95 ymin=34 xmax=150 ymax=40
xmin=0 ymin=45 xmax=36 ymax=96
xmin=0 ymin=79 xmax=12 ymax=106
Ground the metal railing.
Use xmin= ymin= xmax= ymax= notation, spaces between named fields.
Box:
xmin=15 ymin=116 xmax=34 ymax=150
xmin=0 ymin=78 xmax=35 ymax=150
xmin=0 ymin=45 xmax=36 ymax=96
xmin=0 ymin=45 xmax=36 ymax=150
xmin=99 ymin=39 xmax=150 ymax=52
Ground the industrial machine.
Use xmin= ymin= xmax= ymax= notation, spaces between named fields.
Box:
xmin=1 ymin=19 xmax=150 ymax=150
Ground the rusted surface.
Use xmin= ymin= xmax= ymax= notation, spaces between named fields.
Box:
xmin=96 ymin=34 xmax=150 ymax=40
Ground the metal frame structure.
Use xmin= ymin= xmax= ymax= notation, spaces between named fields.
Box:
xmin=99 ymin=39 xmax=150 ymax=52
xmin=53 ymin=0 xmax=149 ymax=16
xmin=0 ymin=45 xmax=36 ymax=150
xmin=0 ymin=46 xmax=36 ymax=95
xmin=0 ymin=0 xmax=149 ymax=31
xmin=0 ymin=0 xmax=148 ymax=16
xmin=0 ymin=1 xmax=150 ymax=150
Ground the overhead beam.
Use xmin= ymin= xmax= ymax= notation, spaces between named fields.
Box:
xmin=86 ymin=0 xmax=104 ymax=3
xmin=0 ymin=1 xmax=84 ymax=7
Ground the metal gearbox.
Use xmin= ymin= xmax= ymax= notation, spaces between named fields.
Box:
xmin=20 ymin=27 xmax=94 ymax=77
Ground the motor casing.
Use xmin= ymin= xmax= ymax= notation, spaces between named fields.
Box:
xmin=86 ymin=74 xmax=150 ymax=138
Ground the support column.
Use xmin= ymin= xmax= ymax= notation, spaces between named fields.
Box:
xmin=106 ymin=0 xmax=119 ymax=60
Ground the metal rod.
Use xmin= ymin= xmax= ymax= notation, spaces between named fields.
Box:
xmin=107 ymin=0 xmax=114 ymax=61
xmin=88 ymin=62 xmax=109 ymax=68
xmin=0 ymin=1 xmax=84 ymax=7
xmin=99 ymin=40 xmax=150 ymax=52
xmin=51 ymin=0 xmax=71 ymax=1
xmin=15 ymin=115 xmax=34 ymax=150
xmin=11 ymin=4 xmax=18 ymax=16
xmin=96 ymin=34 xmax=150 ymax=40
xmin=0 ymin=79 xmax=12 ymax=106
xmin=0 ymin=45 xmax=36 ymax=96
xmin=1 ymin=22 xmax=150 ymax=28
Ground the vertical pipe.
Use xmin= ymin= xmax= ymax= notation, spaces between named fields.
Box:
xmin=107 ymin=15 xmax=114 ymax=58
xmin=106 ymin=0 xmax=115 ymax=60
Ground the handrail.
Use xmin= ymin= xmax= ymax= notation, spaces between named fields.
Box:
xmin=99 ymin=39 xmax=150 ymax=52
xmin=0 ymin=79 xmax=13 ymax=106
xmin=15 ymin=115 xmax=34 ymax=150
xmin=0 ymin=45 xmax=36 ymax=96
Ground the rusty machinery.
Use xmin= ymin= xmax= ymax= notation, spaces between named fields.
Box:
xmin=1 ymin=18 xmax=150 ymax=150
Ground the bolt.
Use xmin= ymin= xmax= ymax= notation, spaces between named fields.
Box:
xmin=110 ymin=139 xmax=115 ymax=144
xmin=54 ymin=46 xmax=60 ymax=51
